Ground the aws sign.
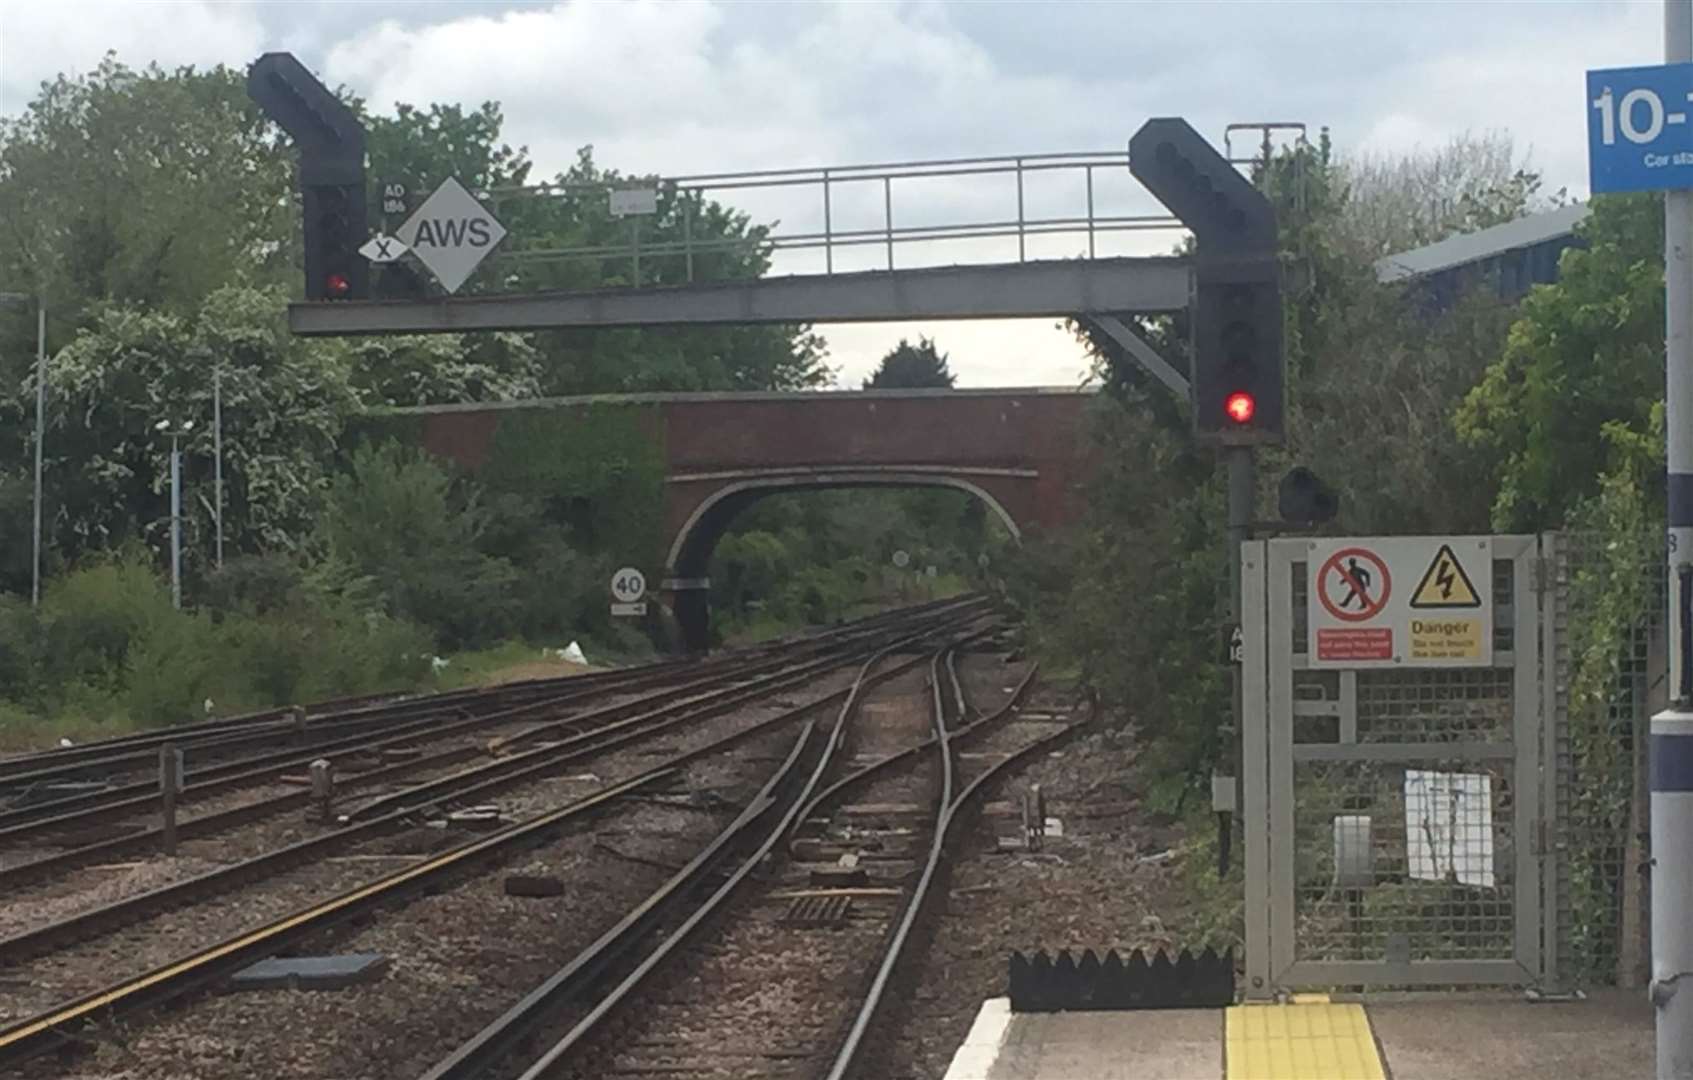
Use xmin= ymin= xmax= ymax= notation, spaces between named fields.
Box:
xmin=395 ymin=177 xmax=509 ymax=293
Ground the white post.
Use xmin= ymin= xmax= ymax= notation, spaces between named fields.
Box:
xmin=169 ymin=435 xmax=182 ymax=611
xmin=30 ymin=300 xmax=44 ymax=608
xmin=213 ymin=366 xmax=223 ymax=570
xmin=1655 ymin=4 xmax=1693 ymax=1076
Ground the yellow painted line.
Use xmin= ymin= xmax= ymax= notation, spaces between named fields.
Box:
xmin=0 ymin=771 xmax=657 ymax=1051
xmin=1226 ymin=999 xmax=1386 ymax=1080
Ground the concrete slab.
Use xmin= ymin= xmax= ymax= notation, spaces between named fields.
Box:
xmin=941 ymin=998 xmax=1222 ymax=1080
xmin=941 ymin=992 xmax=1654 ymax=1080
xmin=229 ymin=953 xmax=390 ymax=991
xmin=1367 ymin=990 xmax=1653 ymax=1080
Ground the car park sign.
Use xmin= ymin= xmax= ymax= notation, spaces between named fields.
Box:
xmin=1587 ymin=62 xmax=1693 ymax=193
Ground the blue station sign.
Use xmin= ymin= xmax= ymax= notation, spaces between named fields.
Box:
xmin=1588 ymin=62 xmax=1693 ymax=194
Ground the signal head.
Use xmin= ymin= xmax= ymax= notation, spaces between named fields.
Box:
xmin=1225 ymin=391 xmax=1256 ymax=425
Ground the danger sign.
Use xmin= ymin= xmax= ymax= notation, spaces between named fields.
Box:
xmin=1316 ymin=548 xmax=1392 ymax=622
xmin=1307 ymin=537 xmax=1493 ymax=669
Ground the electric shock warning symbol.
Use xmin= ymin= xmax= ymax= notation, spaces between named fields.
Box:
xmin=1409 ymin=544 xmax=1482 ymax=609
xmin=1316 ymin=548 xmax=1392 ymax=623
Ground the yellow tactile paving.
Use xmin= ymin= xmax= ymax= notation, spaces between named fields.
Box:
xmin=1225 ymin=997 xmax=1387 ymax=1080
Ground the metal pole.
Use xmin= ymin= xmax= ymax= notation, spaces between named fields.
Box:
xmin=883 ymin=176 xmax=894 ymax=271
xmin=170 ymin=436 xmax=181 ymax=610
xmin=213 ymin=367 xmax=223 ymax=570
xmin=1086 ymin=165 xmax=1096 ymax=259
xmin=683 ymin=199 xmax=695 ymax=283
xmin=1016 ymin=157 xmax=1026 ymax=263
xmin=30 ymin=300 xmax=44 ymax=608
xmin=159 ymin=743 xmax=182 ymax=856
xmin=1656 ymin=4 xmax=1693 ymax=1076
xmin=823 ymin=169 xmax=833 ymax=275
xmin=1217 ymin=445 xmax=1253 ymax=874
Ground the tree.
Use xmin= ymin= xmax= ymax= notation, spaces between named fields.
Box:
xmin=1454 ymin=194 xmax=1664 ymax=530
xmin=365 ymin=101 xmax=532 ymax=199
xmin=319 ymin=442 xmax=517 ymax=649
xmin=863 ymin=336 xmax=955 ymax=389
xmin=0 ymin=57 xmax=294 ymax=334
xmin=344 ymin=332 xmax=543 ymax=408
xmin=43 ymin=286 xmax=357 ymax=563
xmin=1336 ymin=131 xmax=1556 ymax=262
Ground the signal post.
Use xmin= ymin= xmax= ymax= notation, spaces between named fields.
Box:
xmin=1130 ymin=119 xmax=1285 ymax=865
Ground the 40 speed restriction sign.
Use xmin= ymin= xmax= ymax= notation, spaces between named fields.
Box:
xmin=1307 ymin=537 xmax=1493 ymax=668
xmin=610 ymin=567 xmax=647 ymax=617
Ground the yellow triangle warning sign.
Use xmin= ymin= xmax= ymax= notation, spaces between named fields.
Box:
xmin=1410 ymin=544 xmax=1482 ymax=609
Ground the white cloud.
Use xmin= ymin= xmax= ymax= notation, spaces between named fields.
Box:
xmin=821 ymin=318 xmax=1092 ymax=390
xmin=2 ymin=0 xmax=1669 ymax=385
xmin=0 ymin=0 xmax=265 ymax=113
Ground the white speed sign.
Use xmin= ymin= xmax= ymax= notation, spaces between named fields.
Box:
xmin=610 ymin=567 xmax=647 ymax=603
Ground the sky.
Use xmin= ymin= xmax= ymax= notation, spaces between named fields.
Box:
xmin=0 ymin=0 xmax=1667 ymax=388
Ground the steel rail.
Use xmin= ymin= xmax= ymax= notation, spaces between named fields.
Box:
xmin=0 ymin=660 xmax=724 ymax=784
xmin=785 ymin=649 xmax=1029 ymax=841
xmin=0 ymin=666 xmax=655 ymax=795
xmin=0 ymin=592 xmax=946 ymax=782
xmin=824 ymin=648 xmax=958 ymax=1080
xmin=484 ymin=637 xmax=961 ymax=1080
xmin=943 ymin=646 xmax=971 ymax=724
xmin=418 ymin=714 xmax=824 ymax=1080
xmin=0 ymin=687 xmax=426 ymax=776
xmin=0 ymin=597 xmax=985 ymax=851
xmin=824 ymin=682 xmax=1093 ymax=1080
xmin=0 ymin=679 xmax=619 ymax=829
xmin=0 ymin=605 xmax=985 ymax=963
xmin=0 ymin=614 xmax=980 ymax=1068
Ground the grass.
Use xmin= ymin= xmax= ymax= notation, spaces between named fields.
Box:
xmin=424 ymin=633 xmax=659 ymax=691
xmin=0 ymin=695 xmax=141 ymax=753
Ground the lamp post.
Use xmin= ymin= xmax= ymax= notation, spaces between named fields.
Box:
xmin=0 ymin=292 xmax=45 ymax=607
xmin=155 ymin=419 xmax=195 ymax=610
xmin=213 ymin=366 xmax=223 ymax=570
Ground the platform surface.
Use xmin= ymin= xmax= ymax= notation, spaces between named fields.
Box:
xmin=1368 ymin=990 xmax=1653 ymax=1080
xmin=943 ymin=999 xmax=1221 ymax=1080
xmin=941 ymin=990 xmax=1655 ymax=1080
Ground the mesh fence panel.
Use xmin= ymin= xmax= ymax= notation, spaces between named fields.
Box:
xmin=1552 ymin=531 xmax=1662 ymax=988
xmin=1292 ymin=758 xmax=1517 ymax=966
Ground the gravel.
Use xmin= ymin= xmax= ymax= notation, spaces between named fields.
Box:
xmin=868 ymin=713 xmax=1205 ymax=1080
xmin=1 ymin=663 xmax=871 ymax=1078
xmin=20 ymin=726 xmax=804 ymax=1080
xmin=565 ymin=655 xmax=1035 ymax=1080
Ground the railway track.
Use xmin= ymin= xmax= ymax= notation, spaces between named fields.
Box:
xmin=404 ymin=637 xmax=1090 ymax=1080
xmin=0 ymin=599 xmax=991 ymax=1071
xmin=0 ymin=599 xmax=960 ymax=797
xmin=0 ymin=598 xmax=984 ymax=892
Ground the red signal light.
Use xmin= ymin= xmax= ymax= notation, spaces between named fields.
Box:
xmin=325 ymin=272 xmax=351 ymax=298
xmin=1225 ymin=391 xmax=1256 ymax=425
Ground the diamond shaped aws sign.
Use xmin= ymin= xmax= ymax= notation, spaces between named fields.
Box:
xmin=395 ymin=177 xmax=508 ymax=294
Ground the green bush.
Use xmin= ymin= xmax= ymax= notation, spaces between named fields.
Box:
xmin=123 ymin=607 xmax=226 ymax=727
xmin=0 ymin=544 xmax=438 ymax=746
xmin=322 ymin=441 xmax=520 ymax=649
xmin=0 ymin=593 xmax=41 ymax=698
xmin=38 ymin=550 xmax=176 ymax=692
xmin=203 ymin=555 xmax=309 ymax=617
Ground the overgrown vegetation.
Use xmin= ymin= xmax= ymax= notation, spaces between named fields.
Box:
xmin=1003 ymin=133 xmax=1667 ymax=966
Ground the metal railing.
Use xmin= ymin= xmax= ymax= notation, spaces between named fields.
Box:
xmin=485 ymin=152 xmax=1182 ymax=287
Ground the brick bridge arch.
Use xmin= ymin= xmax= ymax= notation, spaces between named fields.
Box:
xmin=395 ymin=387 xmax=1093 ymax=650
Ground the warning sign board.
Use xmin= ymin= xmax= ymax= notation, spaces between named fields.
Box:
xmin=1308 ymin=537 xmax=1493 ymax=668
xmin=1410 ymin=544 xmax=1482 ymax=609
